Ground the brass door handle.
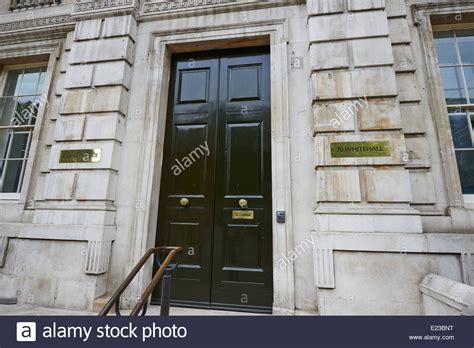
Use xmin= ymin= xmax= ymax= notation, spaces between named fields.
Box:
xmin=180 ymin=198 xmax=190 ymax=207
xmin=239 ymin=199 xmax=248 ymax=208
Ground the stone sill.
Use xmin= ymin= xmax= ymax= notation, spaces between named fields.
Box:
xmin=464 ymin=194 xmax=474 ymax=207
xmin=0 ymin=222 xmax=116 ymax=242
xmin=420 ymin=274 xmax=474 ymax=315
xmin=311 ymin=231 xmax=474 ymax=254
xmin=0 ymin=193 xmax=20 ymax=201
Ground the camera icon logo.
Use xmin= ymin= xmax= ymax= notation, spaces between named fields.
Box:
xmin=16 ymin=322 xmax=37 ymax=342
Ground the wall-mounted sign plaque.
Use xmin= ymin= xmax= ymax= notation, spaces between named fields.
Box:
xmin=232 ymin=210 xmax=254 ymax=220
xmin=59 ymin=149 xmax=102 ymax=164
xmin=330 ymin=141 xmax=391 ymax=158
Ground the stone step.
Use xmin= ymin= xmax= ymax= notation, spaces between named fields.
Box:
xmin=92 ymin=295 xmax=113 ymax=313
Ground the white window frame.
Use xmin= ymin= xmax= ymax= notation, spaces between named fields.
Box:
xmin=0 ymin=42 xmax=59 ymax=202
xmin=433 ymin=28 xmax=474 ymax=201
xmin=0 ymin=63 xmax=48 ymax=199
xmin=415 ymin=4 xmax=474 ymax=209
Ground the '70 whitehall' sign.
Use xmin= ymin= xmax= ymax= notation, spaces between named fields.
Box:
xmin=59 ymin=149 xmax=102 ymax=163
xmin=330 ymin=141 xmax=391 ymax=158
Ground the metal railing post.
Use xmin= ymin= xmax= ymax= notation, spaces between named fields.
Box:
xmin=160 ymin=270 xmax=172 ymax=316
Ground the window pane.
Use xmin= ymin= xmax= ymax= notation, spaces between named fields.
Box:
xmin=37 ymin=70 xmax=47 ymax=95
xmin=464 ymin=66 xmax=474 ymax=103
xmin=435 ymin=32 xmax=459 ymax=65
xmin=457 ymin=31 xmax=474 ymax=65
xmin=31 ymin=97 xmax=45 ymax=126
xmin=18 ymin=68 xmax=41 ymax=96
xmin=0 ymin=159 xmax=23 ymax=193
xmin=440 ymin=67 xmax=467 ymax=104
xmin=8 ymin=132 xmax=29 ymax=159
xmin=0 ymin=129 xmax=12 ymax=160
xmin=449 ymin=113 xmax=473 ymax=148
xmin=3 ymin=70 xmax=22 ymax=97
xmin=15 ymin=96 xmax=36 ymax=125
xmin=0 ymin=97 xmax=17 ymax=126
xmin=455 ymin=150 xmax=474 ymax=194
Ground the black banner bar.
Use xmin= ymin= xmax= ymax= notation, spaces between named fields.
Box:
xmin=2 ymin=316 xmax=473 ymax=347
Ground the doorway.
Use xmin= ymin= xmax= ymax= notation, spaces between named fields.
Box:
xmin=153 ymin=47 xmax=273 ymax=313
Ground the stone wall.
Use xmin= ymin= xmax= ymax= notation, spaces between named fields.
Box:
xmin=34 ymin=9 xmax=137 ymax=309
xmin=308 ymin=0 xmax=474 ymax=315
xmin=0 ymin=239 xmax=100 ymax=309
xmin=309 ymin=0 xmax=421 ymax=233
xmin=0 ymin=1 xmax=139 ymax=310
xmin=321 ymin=252 xmax=462 ymax=315
xmin=0 ymin=0 xmax=473 ymax=314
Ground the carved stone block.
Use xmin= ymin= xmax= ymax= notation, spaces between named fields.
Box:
xmin=84 ymin=240 xmax=112 ymax=274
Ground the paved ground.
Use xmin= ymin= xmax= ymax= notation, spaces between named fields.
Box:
xmin=0 ymin=304 xmax=264 ymax=316
xmin=0 ymin=304 xmax=94 ymax=316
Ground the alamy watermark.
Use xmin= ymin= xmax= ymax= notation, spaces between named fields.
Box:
xmin=10 ymin=94 xmax=48 ymax=127
xmin=171 ymin=141 xmax=210 ymax=176
xmin=277 ymin=234 xmax=316 ymax=269
xmin=330 ymin=95 xmax=369 ymax=130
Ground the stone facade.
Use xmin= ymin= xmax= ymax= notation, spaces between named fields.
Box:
xmin=0 ymin=0 xmax=473 ymax=315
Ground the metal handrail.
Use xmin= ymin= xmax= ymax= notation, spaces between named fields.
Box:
xmin=98 ymin=246 xmax=183 ymax=316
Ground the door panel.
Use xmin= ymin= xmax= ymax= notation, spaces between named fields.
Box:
xmin=212 ymin=53 xmax=272 ymax=310
xmin=178 ymin=69 xmax=210 ymax=103
xmin=155 ymin=48 xmax=272 ymax=312
xmin=155 ymin=57 xmax=219 ymax=305
xmin=225 ymin=122 xmax=263 ymax=195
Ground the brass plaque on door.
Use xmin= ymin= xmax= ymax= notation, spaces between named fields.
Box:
xmin=59 ymin=149 xmax=102 ymax=163
xmin=232 ymin=210 xmax=254 ymax=220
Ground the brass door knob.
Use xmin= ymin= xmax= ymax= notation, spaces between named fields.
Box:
xmin=239 ymin=199 xmax=248 ymax=208
xmin=180 ymin=198 xmax=190 ymax=207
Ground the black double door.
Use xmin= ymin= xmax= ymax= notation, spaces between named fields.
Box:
xmin=153 ymin=47 xmax=273 ymax=312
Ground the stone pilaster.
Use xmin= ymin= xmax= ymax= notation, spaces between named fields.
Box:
xmin=35 ymin=1 xmax=138 ymax=285
xmin=387 ymin=0 xmax=437 ymax=210
xmin=308 ymin=0 xmax=423 ymax=293
xmin=308 ymin=0 xmax=422 ymax=235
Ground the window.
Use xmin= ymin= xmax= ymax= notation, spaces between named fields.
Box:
xmin=434 ymin=30 xmax=474 ymax=194
xmin=0 ymin=67 xmax=47 ymax=194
